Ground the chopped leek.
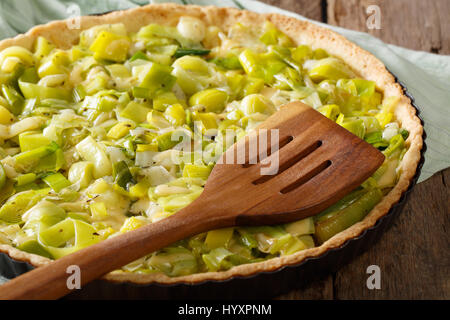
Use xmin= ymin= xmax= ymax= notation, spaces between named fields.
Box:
xmin=173 ymin=48 xmax=211 ymax=58
xmin=0 ymin=18 xmax=407 ymax=277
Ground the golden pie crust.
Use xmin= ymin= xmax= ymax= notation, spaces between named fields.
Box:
xmin=0 ymin=3 xmax=423 ymax=285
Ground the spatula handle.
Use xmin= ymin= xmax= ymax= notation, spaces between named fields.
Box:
xmin=0 ymin=197 xmax=221 ymax=300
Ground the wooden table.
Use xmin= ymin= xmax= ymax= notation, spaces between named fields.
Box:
xmin=259 ymin=0 xmax=449 ymax=300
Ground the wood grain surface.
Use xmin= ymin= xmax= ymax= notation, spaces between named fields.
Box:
xmin=263 ymin=0 xmax=450 ymax=300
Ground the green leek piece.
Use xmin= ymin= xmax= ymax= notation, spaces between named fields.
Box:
xmin=0 ymin=105 xmax=14 ymax=125
xmin=137 ymin=23 xmax=196 ymax=48
xmin=18 ymin=240 xmax=52 ymax=259
xmin=153 ymin=91 xmax=179 ymax=112
xmin=191 ymin=111 xmax=218 ymax=132
xmin=259 ymin=22 xmax=293 ymax=47
xmin=308 ymin=57 xmax=355 ymax=82
xmin=0 ymin=180 xmax=15 ymax=206
xmin=202 ymin=247 xmax=233 ymax=271
xmin=189 ymin=89 xmax=228 ymax=113
xmin=68 ymin=161 xmax=94 ymax=189
xmin=128 ymin=180 xmax=151 ymax=198
xmin=291 ymin=45 xmax=313 ymax=64
xmin=75 ymin=136 xmax=112 ymax=179
xmin=120 ymin=101 xmax=150 ymax=123
xmin=314 ymin=189 xmax=368 ymax=223
xmin=20 ymin=82 xmax=73 ymax=102
xmin=84 ymin=77 xmax=108 ymax=96
xmin=355 ymin=79 xmax=376 ymax=97
xmin=156 ymin=131 xmax=184 ymax=151
xmin=73 ymin=85 xmax=86 ymax=102
xmin=182 ymin=164 xmax=212 ymax=180
xmin=14 ymin=141 xmax=59 ymax=168
xmin=37 ymin=218 xmax=102 ymax=259
xmin=37 ymin=50 xmax=70 ymax=77
xmin=134 ymin=62 xmax=176 ymax=93
xmin=42 ymin=173 xmax=71 ymax=192
xmin=34 ymin=37 xmax=55 ymax=60
xmin=106 ymin=64 xmax=131 ymax=78
xmin=0 ymin=163 xmax=6 ymax=189
xmin=0 ymin=61 xmax=25 ymax=88
xmin=358 ymin=116 xmax=381 ymax=134
xmin=242 ymin=77 xmax=265 ymax=97
xmin=129 ymin=50 xmax=149 ymax=62
xmin=34 ymin=147 xmax=65 ymax=173
xmin=164 ymin=103 xmax=186 ymax=126
xmin=285 ymin=217 xmax=315 ymax=236
xmin=240 ymin=94 xmax=275 ymax=116
xmin=120 ymin=216 xmax=146 ymax=232
xmin=14 ymin=173 xmax=36 ymax=187
xmin=239 ymin=49 xmax=265 ymax=79
xmin=20 ymin=200 xmax=67 ymax=227
xmin=318 ymin=104 xmax=340 ymax=121
xmin=171 ymin=69 xmax=206 ymax=96
xmin=313 ymin=48 xmax=329 ymax=60
xmin=340 ymin=118 xmax=365 ymax=139
xmin=90 ymin=201 xmax=108 ymax=219
xmin=210 ymin=56 xmax=242 ymax=70
xmin=383 ymin=134 xmax=405 ymax=158
xmin=225 ymin=72 xmax=245 ymax=100
xmin=107 ymin=122 xmax=134 ymax=139
xmin=245 ymin=226 xmax=291 ymax=255
xmin=1 ymin=84 xmax=24 ymax=115
xmin=18 ymin=68 xmax=71 ymax=101
xmin=156 ymin=187 xmax=202 ymax=212
xmin=173 ymin=55 xmax=209 ymax=75
xmin=364 ymin=131 xmax=388 ymax=149
xmin=131 ymin=87 xmax=152 ymax=100
xmin=400 ymin=129 xmax=409 ymax=140
xmin=19 ymin=132 xmax=51 ymax=152
xmin=364 ymin=131 xmax=383 ymax=144
xmin=147 ymin=247 xmax=198 ymax=277
xmin=89 ymin=31 xmax=131 ymax=62
xmin=0 ymin=189 xmax=50 ymax=223
xmin=69 ymin=46 xmax=89 ymax=62
xmin=315 ymin=188 xmax=383 ymax=244
xmin=79 ymin=23 xmax=127 ymax=47
xmin=0 ymin=46 xmax=34 ymax=68
xmin=236 ymin=228 xmax=258 ymax=249
xmin=205 ymin=228 xmax=234 ymax=250
xmin=67 ymin=212 xmax=90 ymax=223
xmin=96 ymin=95 xmax=117 ymax=112
xmin=174 ymin=48 xmax=210 ymax=58
xmin=113 ymin=160 xmax=135 ymax=190
xmin=297 ymin=235 xmax=315 ymax=250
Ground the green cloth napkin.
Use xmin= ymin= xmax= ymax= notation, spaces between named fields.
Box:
xmin=0 ymin=0 xmax=448 ymax=182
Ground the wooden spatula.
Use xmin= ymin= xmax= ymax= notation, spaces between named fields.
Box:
xmin=0 ymin=101 xmax=384 ymax=300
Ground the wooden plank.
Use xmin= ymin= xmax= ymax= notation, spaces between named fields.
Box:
xmin=276 ymin=275 xmax=334 ymax=300
xmin=258 ymin=0 xmax=324 ymax=21
xmin=327 ymin=0 xmax=450 ymax=53
xmin=327 ymin=0 xmax=450 ymax=299
xmin=435 ymin=0 xmax=450 ymax=54
xmin=334 ymin=170 xmax=450 ymax=299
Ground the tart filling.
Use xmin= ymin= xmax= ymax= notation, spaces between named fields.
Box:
xmin=0 ymin=4 xmax=422 ymax=283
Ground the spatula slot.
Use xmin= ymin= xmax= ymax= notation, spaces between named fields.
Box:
xmin=251 ymin=140 xmax=322 ymax=185
xmin=279 ymin=160 xmax=332 ymax=194
xmin=242 ymin=135 xmax=294 ymax=168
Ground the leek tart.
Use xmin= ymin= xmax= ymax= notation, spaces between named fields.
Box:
xmin=0 ymin=4 xmax=422 ymax=284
